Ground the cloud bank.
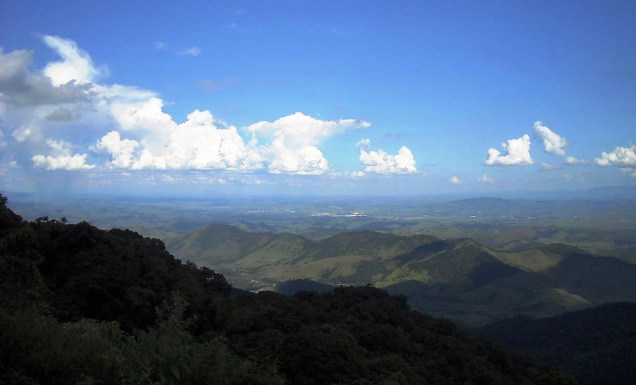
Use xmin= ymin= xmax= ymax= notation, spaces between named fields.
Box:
xmin=0 ymin=36 xmax=393 ymax=178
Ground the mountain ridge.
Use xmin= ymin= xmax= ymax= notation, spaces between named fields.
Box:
xmin=169 ymin=223 xmax=636 ymax=324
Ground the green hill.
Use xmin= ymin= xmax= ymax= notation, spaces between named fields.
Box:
xmin=170 ymin=223 xmax=636 ymax=325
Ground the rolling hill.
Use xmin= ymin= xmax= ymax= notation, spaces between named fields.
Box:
xmin=169 ymin=224 xmax=636 ymax=324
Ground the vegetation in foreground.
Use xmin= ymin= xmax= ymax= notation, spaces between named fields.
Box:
xmin=477 ymin=302 xmax=636 ymax=385
xmin=0 ymin=194 xmax=573 ymax=385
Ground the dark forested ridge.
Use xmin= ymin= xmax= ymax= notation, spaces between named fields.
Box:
xmin=0 ymin=194 xmax=575 ymax=385
xmin=477 ymin=302 xmax=636 ymax=385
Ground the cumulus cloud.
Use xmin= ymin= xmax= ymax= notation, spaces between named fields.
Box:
xmin=358 ymin=142 xmax=417 ymax=174
xmin=32 ymin=137 xmax=94 ymax=170
xmin=95 ymin=105 xmax=261 ymax=171
xmin=595 ymin=145 xmax=636 ymax=166
xmin=180 ymin=47 xmax=202 ymax=56
xmin=534 ymin=121 xmax=567 ymax=156
xmin=249 ymin=112 xmax=370 ymax=149
xmin=93 ymin=131 xmax=140 ymax=168
xmin=478 ymin=174 xmax=493 ymax=183
xmin=450 ymin=176 xmax=461 ymax=184
xmin=264 ymin=137 xmax=328 ymax=175
xmin=564 ymin=156 xmax=587 ymax=165
xmin=248 ymin=112 xmax=370 ymax=175
xmin=42 ymin=35 xmax=102 ymax=86
xmin=1 ymin=36 xmax=374 ymax=178
xmin=485 ymin=134 xmax=533 ymax=166
xmin=0 ymin=47 xmax=92 ymax=106
xmin=32 ymin=153 xmax=94 ymax=170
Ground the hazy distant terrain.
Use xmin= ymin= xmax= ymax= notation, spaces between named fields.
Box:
xmin=9 ymin=190 xmax=636 ymax=261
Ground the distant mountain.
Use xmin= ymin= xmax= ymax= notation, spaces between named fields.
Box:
xmin=170 ymin=223 xmax=636 ymax=324
xmin=477 ymin=302 xmax=636 ymax=385
xmin=580 ymin=185 xmax=636 ymax=200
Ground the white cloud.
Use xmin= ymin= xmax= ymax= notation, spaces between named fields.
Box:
xmin=96 ymin=107 xmax=262 ymax=171
xmin=248 ymin=112 xmax=370 ymax=149
xmin=2 ymin=37 xmax=374 ymax=177
xmin=42 ymin=35 xmax=102 ymax=86
xmin=32 ymin=137 xmax=94 ymax=170
xmin=595 ymin=145 xmax=636 ymax=166
xmin=248 ymin=112 xmax=369 ymax=175
xmin=564 ymin=156 xmax=587 ymax=165
xmin=485 ymin=134 xmax=533 ymax=166
xmin=154 ymin=41 xmax=166 ymax=49
xmin=450 ymin=176 xmax=461 ymax=184
xmin=534 ymin=121 xmax=567 ymax=156
xmin=93 ymin=131 xmax=140 ymax=168
xmin=265 ymin=137 xmax=328 ymax=175
xmin=359 ymin=143 xmax=417 ymax=174
xmin=478 ymin=174 xmax=493 ymax=183
xmin=46 ymin=139 xmax=72 ymax=155
xmin=179 ymin=47 xmax=202 ymax=56
xmin=32 ymin=153 xmax=94 ymax=170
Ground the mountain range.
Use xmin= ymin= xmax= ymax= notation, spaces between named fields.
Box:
xmin=169 ymin=224 xmax=636 ymax=324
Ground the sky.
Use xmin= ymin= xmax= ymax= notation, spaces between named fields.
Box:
xmin=0 ymin=0 xmax=635 ymax=197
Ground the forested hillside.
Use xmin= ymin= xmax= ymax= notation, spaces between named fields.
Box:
xmin=478 ymin=302 xmax=636 ymax=385
xmin=0 ymin=194 xmax=573 ymax=385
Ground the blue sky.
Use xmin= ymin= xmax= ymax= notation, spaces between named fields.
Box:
xmin=1 ymin=0 xmax=635 ymax=197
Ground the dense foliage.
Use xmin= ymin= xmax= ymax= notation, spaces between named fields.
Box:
xmin=0 ymin=194 xmax=574 ymax=385
xmin=478 ymin=302 xmax=636 ymax=385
